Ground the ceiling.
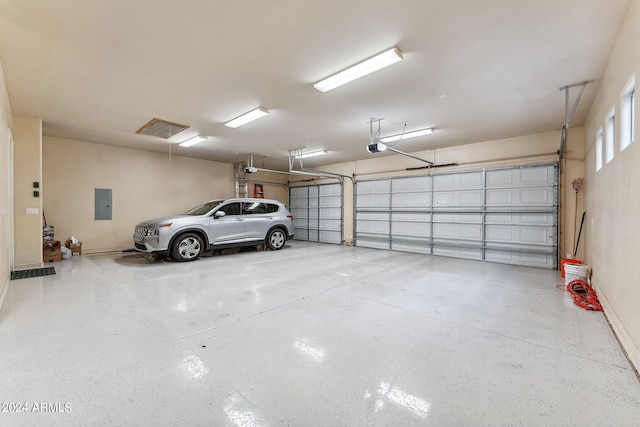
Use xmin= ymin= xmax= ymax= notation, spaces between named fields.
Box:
xmin=0 ymin=0 xmax=632 ymax=170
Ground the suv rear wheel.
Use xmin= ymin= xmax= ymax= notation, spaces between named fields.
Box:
xmin=172 ymin=233 xmax=204 ymax=261
xmin=266 ymin=228 xmax=286 ymax=250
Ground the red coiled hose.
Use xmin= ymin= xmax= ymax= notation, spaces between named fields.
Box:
xmin=566 ymin=279 xmax=602 ymax=311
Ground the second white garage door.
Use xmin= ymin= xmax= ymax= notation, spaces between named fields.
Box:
xmin=289 ymin=183 xmax=342 ymax=244
xmin=355 ymin=164 xmax=558 ymax=268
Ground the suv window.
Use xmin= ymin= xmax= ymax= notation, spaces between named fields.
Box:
xmin=184 ymin=200 xmax=224 ymax=215
xmin=243 ymin=202 xmax=267 ymax=214
xmin=218 ymin=202 xmax=241 ymax=216
xmin=265 ymin=203 xmax=280 ymax=213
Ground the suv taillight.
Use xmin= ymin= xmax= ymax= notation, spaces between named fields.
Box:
xmin=287 ymin=215 xmax=293 ymax=221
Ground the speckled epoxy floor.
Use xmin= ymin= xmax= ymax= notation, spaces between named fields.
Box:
xmin=1 ymin=241 xmax=639 ymax=426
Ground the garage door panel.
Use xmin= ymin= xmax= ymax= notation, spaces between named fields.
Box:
xmin=319 ymin=196 xmax=341 ymax=208
xmin=319 ymin=207 xmax=341 ymax=219
xmin=433 ymin=172 xmax=482 ymax=190
xmin=391 ymin=192 xmax=430 ymax=207
xmin=433 ymin=223 xmax=482 ymax=240
xmin=357 ymin=194 xmax=390 ymax=208
xmin=291 ymin=207 xmax=308 ymax=218
xmin=433 ymin=212 xmax=482 ymax=223
xmin=392 ymin=238 xmax=432 ymax=254
xmin=358 ymin=180 xmax=390 ymax=194
xmin=485 ymin=224 xmax=553 ymax=245
xmin=392 ymin=176 xmax=431 ymax=192
xmin=486 ymin=187 xmax=554 ymax=206
xmin=433 ymin=190 xmax=483 ymax=207
xmin=486 ymin=166 xmax=555 ymax=188
xmin=295 ymin=229 xmax=309 ymax=240
xmin=485 ymin=245 xmax=554 ymax=268
xmin=357 ymin=220 xmax=390 ymax=234
xmin=357 ymin=235 xmax=390 ymax=249
xmin=519 ymin=187 xmax=554 ymax=205
xmin=432 ymin=240 xmax=483 ymax=260
xmin=392 ymin=212 xmax=432 ymax=222
xmin=357 ymin=211 xmax=389 ymax=221
xmin=391 ymin=221 xmax=431 ymax=237
xmin=319 ymin=219 xmax=341 ymax=231
xmin=485 ymin=212 xmax=554 ymax=225
xmin=319 ymin=231 xmax=341 ymax=244
xmin=290 ymin=187 xmax=308 ymax=198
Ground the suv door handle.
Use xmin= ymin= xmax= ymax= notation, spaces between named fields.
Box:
xmin=236 ymin=218 xmax=244 ymax=222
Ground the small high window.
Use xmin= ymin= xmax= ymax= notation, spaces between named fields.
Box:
xmin=605 ymin=110 xmax=615 ymax=164
xmin=621 ymin=77 xmax=635 ymax=151
xmin=595 ymin=128 xmax=603 ymax=172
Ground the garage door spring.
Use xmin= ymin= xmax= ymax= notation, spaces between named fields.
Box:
xmin=566 ymin=279 xmax=602 ymax=311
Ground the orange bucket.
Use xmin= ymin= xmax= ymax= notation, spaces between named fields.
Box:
xmin=561 ymin=259 xmax=582 ymax=278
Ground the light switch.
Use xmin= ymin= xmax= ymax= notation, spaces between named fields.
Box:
xmin=26 ymin=208 xmax=39 ymax=215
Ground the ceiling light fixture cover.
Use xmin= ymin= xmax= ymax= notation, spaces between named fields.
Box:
xmin=225 ymin=107 xmax=270 ymax=128
xmin=314 ymin=47 xmax=404 ymax=92
xmin=136 ymin=118 xmax=190 ymax=139
xmin=380 ymin=127 xmax=434 ymax=143
xmin=295 ymin=150 xmax=328 ymax=159
xmin=179 ymin=135 xmax=208 ymax=148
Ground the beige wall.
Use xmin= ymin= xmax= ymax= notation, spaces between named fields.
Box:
xmin=246 ymin=170 xmax=289 ymax=204
xmin=43 ymin=137 xmax=236 ymax=253
xmin=583 ymin=0 xmax=640 ymax=370
xmin=0 ymin=63 xmax=12 ymax=308
xmin=12 ymin=116 xmax=43 ymax=269
xmin=296 ymin=129 xmax=584 ymax=253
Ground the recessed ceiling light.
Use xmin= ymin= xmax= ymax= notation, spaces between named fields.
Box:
xmin=179 ymin=135 xmax=208 ymax=148
xmin=380 ymin=128 xmax=434 ymax=143
xmin=314 ymin=47 xmax=404 ymax=93
xmin=295 ymin=150 xmax=328 ymax=159
xmin=225 ymin=107 xmax=270 ymax=128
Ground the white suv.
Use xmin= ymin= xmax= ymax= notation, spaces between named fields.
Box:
xmin=133 ymin=198 xmax=294 ymax=261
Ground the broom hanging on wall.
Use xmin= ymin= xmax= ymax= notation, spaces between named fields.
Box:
xmin=572 ymin=178 xmax=584 ymax=256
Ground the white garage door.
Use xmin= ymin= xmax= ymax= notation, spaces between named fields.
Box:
xmin=289 ymin=183 xmax=342 ymax=244
xmin=355 ymin=164 xmax=558 ymax=268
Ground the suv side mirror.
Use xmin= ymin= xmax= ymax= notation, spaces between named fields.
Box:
xmin=214 ymin=211 xmax=226 ymax=219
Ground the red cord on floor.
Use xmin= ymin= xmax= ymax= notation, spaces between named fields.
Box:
xmin=566 ymin=279 xmax=603 ymax=311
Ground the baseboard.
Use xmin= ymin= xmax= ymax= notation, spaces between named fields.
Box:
xmin=0 ymin=276 xmax=9 ymax=313
xmin=593 ymin=280 xmax=640 ymax=376
xmin=14 ymin=262 xmax=44 ymax=270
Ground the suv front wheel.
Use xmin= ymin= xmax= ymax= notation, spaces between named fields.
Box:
xmin=172 ymin=233 xmax=204 ymax=261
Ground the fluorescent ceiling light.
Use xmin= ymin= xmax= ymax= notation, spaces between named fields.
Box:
xmin=380 ymin=128 xmax=434 ymax=143
xmin=225 ymin=107 xmax=270 ymax=128
xmin=295 ymin=150 xmax=328 ymax=159
xmin=314 ymin=47 xmax=403 ymax=93
xmin=179 ymin=135 xmax=208 ymax=147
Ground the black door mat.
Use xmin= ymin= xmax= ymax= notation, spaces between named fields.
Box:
xmin=10 ymin=267 xmax=56 ymax=280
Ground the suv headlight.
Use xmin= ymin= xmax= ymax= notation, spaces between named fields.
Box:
xmin=147 ymin=223 xmax=172 ymax=237
xmin=146 ymin=228 xmax=160 ymax=237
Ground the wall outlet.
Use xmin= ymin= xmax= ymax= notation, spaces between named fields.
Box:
xmin=26 ymin=208 xmax=39 ymax=215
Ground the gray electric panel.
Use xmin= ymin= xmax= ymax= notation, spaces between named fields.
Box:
xmin=95 ymin=188 xmax=112 ymax=220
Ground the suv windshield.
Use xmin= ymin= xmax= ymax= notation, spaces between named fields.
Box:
xmin=183 ymin=200 xmax=224 ymax=216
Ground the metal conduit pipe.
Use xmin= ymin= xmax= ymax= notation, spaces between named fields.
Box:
xmin=246 ymin=179 xmax=289 ymax=188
